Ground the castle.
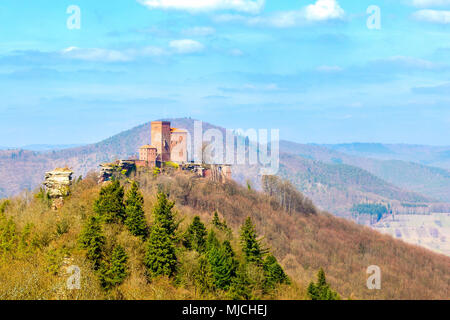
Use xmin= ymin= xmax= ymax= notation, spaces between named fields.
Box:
xmin=135 ymin=121 xmax=188 ymax=167
xmin=99 ymin=121 xmax=231 ymax=183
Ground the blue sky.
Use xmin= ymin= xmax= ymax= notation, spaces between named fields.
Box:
xmin=0 ymin=0 xmax=449 ymax=146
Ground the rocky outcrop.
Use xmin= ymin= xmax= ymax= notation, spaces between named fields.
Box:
xmin=99 ymin=160 xmax=136 ymax=183
xmin=43 ymin=168 xmax=73 ymax=210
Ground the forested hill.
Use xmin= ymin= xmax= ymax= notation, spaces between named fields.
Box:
xmin=0 ymin=170 xmax=449 ymax=299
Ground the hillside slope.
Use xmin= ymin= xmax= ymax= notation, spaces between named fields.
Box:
xmin=279 ymin=141 xmax=450 ymax=203
xmin=325 ymin=143 xmax=450 ymax=171
xmin=275 ymin=153 xmax=431 ymax=217
xmin=0 ymin=171 xmax=448 ymax=300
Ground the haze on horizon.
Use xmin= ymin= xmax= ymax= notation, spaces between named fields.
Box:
xmin=0 ymin=0 xmax=449 ymax=146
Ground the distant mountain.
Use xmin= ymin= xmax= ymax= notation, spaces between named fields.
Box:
xmin=280 ymin=141 xmax=450 ymax=203
xmin=0 ymin=144 xmax=84 ymax=152
xmin=275 ymin=153 xmax=431 ymax=217
xmin=0 ymin=119 xmax=448 ymax=218
xmin=325 ymin=143 xmax=450 ymax=171
xmin=19 ymin=144 xmax=84 ymax=152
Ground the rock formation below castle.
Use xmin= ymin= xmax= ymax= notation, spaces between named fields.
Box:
xmin=43 ymin=168 xmax=73 ymax=210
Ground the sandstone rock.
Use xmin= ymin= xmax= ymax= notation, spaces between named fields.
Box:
xmin=99 ymin=160 xmax=136 ymax=183
xmin=43 ymin=168 xmax=73 ymax=210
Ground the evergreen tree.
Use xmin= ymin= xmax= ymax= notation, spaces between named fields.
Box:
xmin=317 ymin=268 xmax=327 ymax=287
xmin=212 ymin=211 xmax=230 ymax=232
xmin=307 ymin=282 xmax=318 ymax=299
xmin=152 ymin=192 xmax=176 ymax=235
xmin=206 ymin=230 xmax=220 ymax=252
xmin=222 ymin=240 xmax=235 ymax=258
xmin=124 ymin=181 xmax=148 ymax=238
xmin=94 ymin=180 xmax=125 ymax=223
xmin=263 ymin=255 xmax=290 ymax=290
xmin=144 ymin=223 xmax=177 ymax=278
xmin=183 ymin=216 xmax=207 ymax=252
xmin=208 ymin=240 xmax=237 ymax=290
xmin=212 ymin=211 xmax=221 ymax=228
xmin=239 ymin=217 xmax=265 ymax=265
xmin=79 ymin=216 xmax=105 ymax=269
xmin=307 ymin=268 xmax=340 ymax=300
xmin=228 ymin=262 xmax=252 ymax=300
xmin=144 ymin=191 xmax=178 ymax=279
xmin=99 ymin=245 xmax=128 ymax=290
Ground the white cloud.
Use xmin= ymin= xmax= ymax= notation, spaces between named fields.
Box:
xmin=264 ymin=11 xmax=306 ymax=28
xmin=304 ymin=0 xmax=345 ymax=21
xmin=138 ymin=0 xmax=265 ymax=13
xmin=169 ymin=39 xmax=205 ymax=54
xmin=413 ymin=9 xmax=450 ymax=24
xmin=61 ymin=47 xmax=132 ymax=62
xmin=379 ymin=56 xmax=439 ymax=69
xmin=214 ymin=0 xmax=345 ymax=28
xmin=317 ymin=65 xmax=343 ymax=72
xmin=411 ymin=0 xmax=450 ymax=7
xmin=182 ymin=26 xmax=216 ymax=36
xmin=61 ymin=46 xmax=166 ymax=62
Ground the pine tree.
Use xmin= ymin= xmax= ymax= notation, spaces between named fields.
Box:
xmin=212 ymin=211 xmax=230 ymax=232
xmin=208 ymin=240 xmax=237 ymax=290
xmin=152 ymin=192 xmax=176 ymax=235
xmin=124 ymin=181 xmax=148 ymax=238
xmin=79 ymin=216 xmax=105 ymax=269
xmin=99 ymin=245 xmax=128 ymax=290
xmin=307 ymin=268 xmax=340 ymax=300
xmin=94 ymin=180 xmax=125 ymax=223
xmin=307 ymin=282 xmax=318 ymax=299
xmin=206 ymin=230 xmax=220 ymax=252
xmin=263 ymin=255 xmax=290 ymax=290
xmin=317 ymin=268 xmax=327 ymax=288
xmin=239 ymin=217 xmax=265 ymax=265
xmin=212 ymin=211 xmax=221 ymax=228
xmin=144 ymin=223 xmax=177 ymax=278
xmin=144 ymin=191 xmax=178 ymax=279
xmin=228 ymin=262 xmax=252 ymax=300
xmin=183 ymin=216 xmax=207 ymax=252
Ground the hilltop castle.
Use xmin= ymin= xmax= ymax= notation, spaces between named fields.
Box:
xmin=99 ymin=120 xmax=231 ymax=183
xmin=136 ymin=121 xmax=188 ymax=167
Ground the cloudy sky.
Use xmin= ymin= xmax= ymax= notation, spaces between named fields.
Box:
xmin=0 ymin=0 xmax=449 ymax=146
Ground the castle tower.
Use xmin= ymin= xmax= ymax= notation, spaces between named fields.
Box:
xmin=139 ymin=145 xmax=157 ymax=167
xmin=151 ymin=121 xmax=171 ymax=162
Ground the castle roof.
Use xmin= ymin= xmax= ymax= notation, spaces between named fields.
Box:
xmin=171 ymin=127 xmax=188 ymax=133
